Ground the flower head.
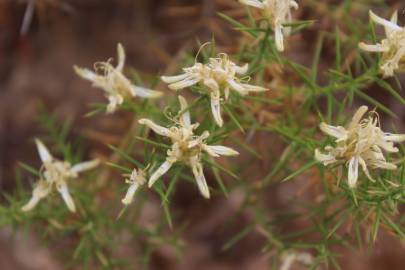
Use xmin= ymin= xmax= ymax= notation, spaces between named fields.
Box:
xmin=138 ymin=96 xmax=239 ymax=198
xmin=161 ymin=53 xmax=267 ymax=126
xmin=121 ymin=167 xmax=147 ymax=205
xmin=74 ymin=43 xmax=162 ymax=113
xmin=240 ymin=0 xmax=299 ymax=51
xmin=315 ymin=106 xmax=405 ymax=188
xmin=359 ymin=10 xmax=405 ymax=77
xmin=22 ymin=139 xmax=99 ymax=212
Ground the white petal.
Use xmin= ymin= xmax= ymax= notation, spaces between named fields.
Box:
xmin=358 ymin=156 xmax=374 ymax=181
xmin=358 ymin=42 xmax=389 ymax=52
xmin=73 ymin=66 xmax=99 ymax=82
xmin=210 ymin=92 xmax=223 ymax=127
xmin=35 ymin=139 xmax=53 ymax=163
xmin=58 ymin=183 xmax=76 ymax=212
xmin=348 ymin=106 xmax=368 ymax=130
xmin=148 ymin=160 xmax=174 ymax=187
xmin=348 ymin=156 xmax=359 ymax=188
xmin=203 ymin=145 xmax=239 ymax=157
xmin=239 ymin=83 xmax=268 ymax=93
xmin=369 ymin=10 xmax=401 ymax=32
xmin=319 ymin=123 xmax=348 ymax=140
xmin=275 ymin=26 xmax=285 ymax=52
xmin=178 ymin=95 xmax=191 ymax=128
xmin=191 ymin=162 xmax=210 ymax=199
xmin=203 ymin=78 xmax=219 ymax=92
xmin=116 ymin=43 xmax=126 ymax=71
xmin=227 ymin=78 xmax=248 ymax=95
xmin=235 ymin=63 xmax=249 ymax=75
xmin=21 ymin=181 xmax=51 ymax=212
xmin=168 ymin=77 xmax=200 ymax=90
xmin=138 ymin=119 xmax=172 ymax=137
xmin=240 ymin=0 xmax=265 ymax=9
xmin=70 ymin=159 xmax=100 ymax=175
xmin=161 ymin=73 xmax=189 ymax=84
xmin=314 ymin=149 xmax=336 ymax=165
xmin=121 ymin=183 xmax=139 ymax=205
xmin=384 ymin=133 xmax=405 ymax=142
xmin=132 ymin=86 xmax=163 ymax=98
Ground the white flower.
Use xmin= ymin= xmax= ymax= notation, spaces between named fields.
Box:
xmin=121 ymin=167 xmax=147 ymax=205
xmin=280 ymin=250 xmax=313 ymax=270
xmin=239 ymin=0 xmax=299 ymax=51
xmin=74 ymin=43 xmax=162 ymax=113
xmin=138 ymin=96 xmax=239 ymax=198
xmin=161 ymin=53 xmax=267 ymax=126
xmin=22 ymin=139 xmax=99 ymax=212
xmin=359 ymin=10 xmax=405 ymax=77
xmin=315 ymin=106 xmax=405 ymax=188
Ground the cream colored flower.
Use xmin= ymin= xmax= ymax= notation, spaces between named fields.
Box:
xmin=74 ymin=43 xmax=162 ymax=113
xmin=138 ymin=96 xmax=239 ymax=198
xmin=359 ymin=10 xmax=405 ymax=77
xmin=22 ymin=139 xmax=99 ymax=212
xmin=239 ymin=0 xmax=298 ymax=51
xmin=315 ymin=106 xmax=405 ymax=188
xmin=280 ymin=250 xmax=313 ymax=270
xmin=161 ymin=53 xmax=267 ymax=126
xmin=121 ymin=167 xmax=147 ymax=205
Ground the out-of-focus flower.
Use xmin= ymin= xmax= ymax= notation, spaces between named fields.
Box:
xmin=138 ymin=96 xmax=239 ymax=198
xmin=239 ymin=0 xmax=299 ymax=51
xmin=74 ymin=43 xmax=162 ymax=113
xmin=22 ymin=139 xmax=99 ymax=212
xmin=121 ymin=167 xmax=147 ymax=205
xmin=161 ymin=53 xmax=267 ymax=126
xmin=359 ymin=10 xmax=405 ymax=77
xmin=280 ymin=250 xmax=313 ymax=270
xmin=315 ymin=106 xmax=405 ymax=188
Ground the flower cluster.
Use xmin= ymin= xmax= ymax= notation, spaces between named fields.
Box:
xmin=74 ymin=43 xmax=162 ymax=113
xmin=121 ymin=167 xmax=147 ymax=205
xmin=315 ymin=106 xmax=405 ymax=188
xmin=22 ymin=139 xmax=99 ymax=212
xmin=162 ymin=53 xmax=267 ymax=126
xmin=137 ymin=96 xmax=239 ymax=199
xmin=239 ymin=0 xmax=299 ymax=51
xmin=359 ymin=11 xmax=405 ymax=77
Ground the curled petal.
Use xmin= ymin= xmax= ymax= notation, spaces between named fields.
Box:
xmin=369 ymin=10 xmax=401 ymax=32
xmin=319 ymin=123 xmax=348 ymax=140
xmin=35 ymin=139 xmax=53 ymax=163
xmin=348 ymin=105 xmax=368 ymax=130
xmin=210 ymin=91 xmax=223 ymax=127
xmin=21 ymin=181 xmax=51 ymax=212
xmin=314 ymin=149 xmax=337 ymax=166
xmin=71 ymin=159 xmax=100 ymax=175
xmin=161 ymin=74 xmax=189 ymax=84
xmin=138 ymin=119 xmax=172 ymax=137
xmin=58 ymin=183 xmax=76 ymax=212
xmin=203 ymin=145 xmax=239 ymax=157
xmin=121 ymin=183 xmax=139 ymax=205
xmin=178 ymin=95 xmax=191 ymax=128
xmin=148 ymin=160 xmax=174 ymax=187
xmin=132 ymin=86 xmax=163 ymax=98
xmin=347 ymin=156 xmax=359 ymax=188
xmin=358 ymin=156 xmax=374 ymax=182
xmin=227 ymin=79 xmax=248 ymax=95
xmin=74 ymin=66 xmax=99 ymax=82
xmin=116 ymin=43 xmax=126 ymax=71
xmin=191 ymin=161 xmax=210 ymax=199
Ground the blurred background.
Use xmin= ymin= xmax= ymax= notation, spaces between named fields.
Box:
xmin=1 ymin=0 xmax=405 ymax=269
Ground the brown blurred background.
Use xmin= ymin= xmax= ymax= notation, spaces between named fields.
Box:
xmin=1 ymin=0 xmax=405 ymax=269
